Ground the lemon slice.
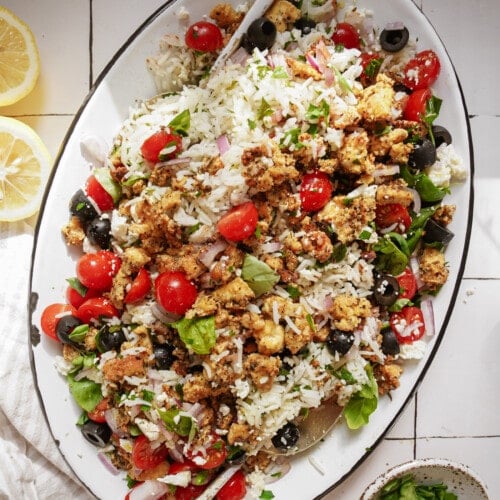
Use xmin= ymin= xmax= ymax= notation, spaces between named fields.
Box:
xmin=0 ymin=6 xmax=40 ymax=106
xmin=0 ymin=116 xmax=52 ymax=221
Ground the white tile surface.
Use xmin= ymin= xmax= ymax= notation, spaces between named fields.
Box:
xmin=1 ymin=0 xmax=498 ymax=498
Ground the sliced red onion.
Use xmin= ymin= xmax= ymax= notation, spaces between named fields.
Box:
xmin=420 ymin=298 xmax=435 ymax=336
xmin=324 ymin=67 xmax=335 ymax=87
xmin=198 ymin=239 xmax=228 ymax=268
xmin=104 ymin=408 xmax=127 ymax=438
xmin=196 ymin=465 xmax=242 ymax=500
xmin=169 ymin=447 xmax=185 ymax=463
xmin=260 ymin=241 xmax=282 ymax=254
xmin=216 ymin=134 xmax=231 ymax=156
xmin=409 ymin=256 xmax=424 ymax=289
xmin=229 ymin=46 xmax=250 ymax=66
xmin=156 ymin=157 xmax=191 ymax=170
xmin=409 ymin=188 xmax=422 ymax=214
xmin=97 ymin=452 xmax=120 ymax=476
xmin=380 ymin=222 xmax=398 ymax=234
xmin=127 ymin=480 xmax=169 ymax=500
xmin=385 ymin=21 xmax=405 ymax=31
xmin=305 ymin=53 xmax=320 ymax=72
xmin=151 ymin=303 xmax=180 ymax=324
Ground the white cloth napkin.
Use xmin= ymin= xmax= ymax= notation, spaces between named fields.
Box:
xmin=0 ymin=221 xmax=92 ymax=500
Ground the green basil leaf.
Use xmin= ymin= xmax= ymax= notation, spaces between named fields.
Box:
xmin=67 ymin=372 xmax=102 ymax=412
xmin=374 ymin=237 xmax=408 ymax=275
xmin=415 ymin=173 xmax=449 ymax=203
xmin=68 ymin=324 xmax=89 ymax=343
xmin=241 ymin=254 xmax=280 ymax=297
xmin=172 ymin=315 xmax=216 ymax=355
xmin=158 ymin=407 xmax=195 ymax=437
xmin=168 ymin=109 xmax=190 ymax=136
xmin=344 ymin=365 xmax=378 ymax=430
xmin=66 ymin=277 xmax=87 ymax=297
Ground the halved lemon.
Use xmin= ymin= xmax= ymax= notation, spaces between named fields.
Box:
xmin=0 ymin=116 xmax=52 ymax=221
xmin=0 ymin=6 xmax=40 ymax=106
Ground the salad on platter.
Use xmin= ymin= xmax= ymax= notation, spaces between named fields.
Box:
xmin=39 ymin=0 xmax=467 ymax=498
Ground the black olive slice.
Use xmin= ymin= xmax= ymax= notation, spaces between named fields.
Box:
xmin=294 ymin=17 xmax=316 ymax=35
xmin=326 ymin=329 xmax=355 ymax=355
xmin=70 ymin=189 xmax=99 ymax=224
xmin=81 ymin=421 xmax=112 ymax=447
xmin=432 ymin=125 xmax=453 ymax=148
xmin=381 ymin=328 xmax=400 ymax=355
xmin=408 ymin=138 xmax=437 ymax=170
xmin=86 ymin=217 xmax=112 ymax=249
xmin=380 ymin=26 xmax=409 ymax=52
xmin=154 ymin=343 xmax=176 ymax=370
xmin=423 ymin=218 xmax=454 ymax=245
xmin=272 ymin=422 xmax=300 ymax=450
xmin=373 ymin=274 xmax=400 ymax=307
xmin=241 ymin=17 xmax=277 ymax=53
xmin=96 ymin=325 xmax=126 ymax=352
xmin=56 ymin=315 xmax=83 ymax=344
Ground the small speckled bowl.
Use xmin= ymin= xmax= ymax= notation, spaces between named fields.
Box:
xmin=361 ymin=458 xmax=489 ymax=499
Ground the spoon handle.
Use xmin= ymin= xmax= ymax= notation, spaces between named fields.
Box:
xmin=211 ymin=0 xmax=275 ymax=72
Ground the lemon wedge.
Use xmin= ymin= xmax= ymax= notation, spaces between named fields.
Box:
xmin=0 ymin=116 xmax=51 ymax=221
xmin=0 ymin=6 xmax=40 ymax=106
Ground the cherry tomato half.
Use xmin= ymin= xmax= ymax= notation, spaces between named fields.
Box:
xmin=187 ymin=435 xmax=227 ymax=470
xmin=140 ymin=129 xmax=183 ymax=163
xmin=185 ymin=21 xmax=223 ymax=52
xmin=375 ymin=203 xmax=411 ymax=233
xmin=403 ymin=88 xmax=432 ymax=122
xmin=175 ymin=483 xmax=207 ymax=500
xmin=216 ymin=470 xmax=247 ymax=500
xmin=155 ymin=271 xmax=198 ymax=316
xmin=402 ymin=49 xmax=441 ymax=91
xmin=131 ymin=435 xmax=168 ymax=471
xmin=76 ymin=296 xmax=119 ymax=323
xmin=40 ymin=303 xmax=77 ymax=341
xmin=85 ymin=175 xmax=115 ymax=212
xmin=332 ymin=22 xmax=360 ymax=49
xmin=124 ymin=268 xmax=151 ymax=304
xmin=396 ymin=267 xmax=418 ymax=300
xmin=76 ymin=250 xmax=122 ymax=291
xmin=390 ymin=306 xmax=425 ymax=344
xmin=359 ymin=52 xmax=382 ymax=87
xmin=87 ymin=397 xmax=110 ymax=423
xmin=66 ymin=284 xmax=100 ymax=309
xmin=217 ymin=201 xmax=259 ymax=242
xmin=299 ymin=171 xmax=333 ymax=212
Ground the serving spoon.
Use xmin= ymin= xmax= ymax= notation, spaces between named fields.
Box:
xmin=210 ymin=0 xmax=276 ymax=72
xmin=270 ymin=400 xmax=344 ymax=456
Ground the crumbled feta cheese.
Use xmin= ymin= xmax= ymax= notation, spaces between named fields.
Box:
xmin=158 ymin=471 xmax=191 ymax=487
xmin=426 ymin=143 xmax=467 ymax=187
xmin=54 ymin=355 xmax=73 ymax=376
xmin=135 ymin=419 xmax=160 ymax=441
xmin=398 ymin=340 xmax=426 ymax=360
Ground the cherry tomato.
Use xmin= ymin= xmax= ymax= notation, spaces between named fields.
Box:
xmin=87 ymin=397 xmax=110 ymax=423
xmin=155 ymin=271 xmax=198 ymax=316
xmin=66 ymin=284 xmax=100 ymax=309
xmin=299 ymin=171 xmax=333 ymax=212
xmin=169 ymin=460 xmax=200 ymax=476
xmin=140 ymin=129 xmax=183 ymax=163
xmin=175 ymin=483 xmax=207 ymax=500
xmin=216 ymin=470 xmax=247 ymax=500
xmin=390 ymin=306 xmax=425 ymax=344
xmin=402 ymin=49 xmax=441 ymax=90
xmin=76 ymin=250 xmax=122 ymax=291
xmin=185 ymin=21 xmax=223 ymax=52
xmin=187 ymin=435 xmax=227 ymax=470
xmin=375 ymin=203 xmax=411 ymax=233
xmin=217 ymin=201 xmax=259 ymax=242
xmin=332 ymin=22 xmax=360 ymax=49
xmin=359 ymin=52 xmax=382 ymax=87
xmin=397 ymin=267 xmax=418 ymax=300
xmin=124 ymin=268 xmax=151 ymax=304
xmin=403 ymin=88 xmax=432 ymax=122
xmin=40 ymin=303 xmax=77 ymax=341
xmin=76 ymin=296 xmax=119 ymax=323
xmin=85 ymin=175 xmax=114 ymax=212
xmin=131 ymin=435 xmax=168 ymax=470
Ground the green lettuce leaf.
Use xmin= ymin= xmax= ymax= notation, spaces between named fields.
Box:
xmin=67 ymin=372 xmax=102 ymax=412
xmin=172 ymin=315 xmax=216 ymax=355
xmin=344 ymin=365 xmax=378 ymax=430
xmin=241 ymin=254 xmax=280 ymax=297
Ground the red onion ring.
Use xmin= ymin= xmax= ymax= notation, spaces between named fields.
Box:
xmin=216 ymin=134 xmax=231 ymax=155
xmin=127 ymin=480 xmax=169 ymax=500
xmin=420 ymin=298 xmax=435 ymax=336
